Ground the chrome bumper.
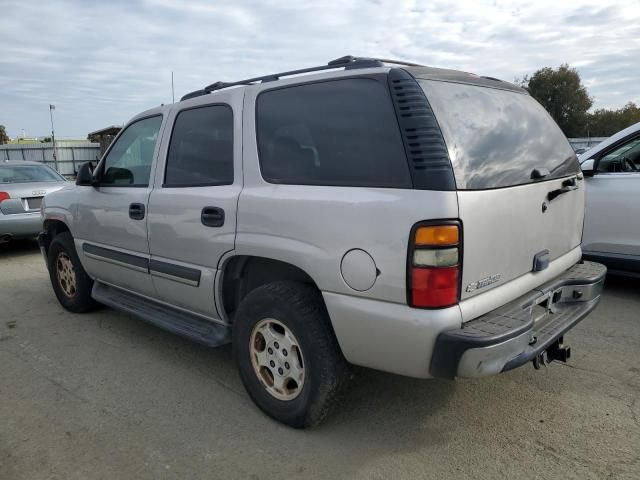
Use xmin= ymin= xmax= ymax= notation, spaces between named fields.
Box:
xmin=430 ymin=261 xmax=607 ymax=379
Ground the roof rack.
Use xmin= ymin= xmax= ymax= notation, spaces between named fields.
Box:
xmin=180 ymin=55 xmax=424 ymax=101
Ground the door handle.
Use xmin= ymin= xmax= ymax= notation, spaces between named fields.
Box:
xmin=129 ymin=203 xmax=145 ymax=220
xmin=201 ymin=206 xmax=225 ymax=227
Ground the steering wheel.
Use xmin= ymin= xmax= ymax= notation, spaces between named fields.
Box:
xmin=622 ymin=156 xmax=639 ymax=172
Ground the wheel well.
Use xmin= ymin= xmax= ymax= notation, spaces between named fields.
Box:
xmin=42 ymin=220 xmax=70 ymax=253
xmin=221 ymin=256 xmax=317 ymax=321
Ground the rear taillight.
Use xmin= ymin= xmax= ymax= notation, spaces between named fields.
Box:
xmin=0 ymin=192 xmax=10 ymax=203
xmin=408 ymin=223 xmax=461 ymax=308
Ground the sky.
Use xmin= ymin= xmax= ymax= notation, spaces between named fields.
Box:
xmin=1 ymin=0 xmax=639 ymax=139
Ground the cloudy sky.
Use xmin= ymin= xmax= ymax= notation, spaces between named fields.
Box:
xmin=1 ymin=0 xmax=639 ymax=139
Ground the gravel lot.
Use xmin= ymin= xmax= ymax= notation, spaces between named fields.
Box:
xmin=0 ymin=240 xmax=638 ymax=480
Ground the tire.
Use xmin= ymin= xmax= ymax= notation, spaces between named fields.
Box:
xmin=233 ymin=281 xmax=351 ymax=428
xmin=47 ymin=232 xmax=97 ymax=313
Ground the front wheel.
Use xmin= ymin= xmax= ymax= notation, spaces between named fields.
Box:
xmin=47 ymin=232 xmax=97 ymax=313
xmin=233 ymin=281 xmax=350 ymax=428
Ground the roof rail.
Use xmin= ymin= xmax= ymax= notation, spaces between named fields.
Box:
xmin=180 ymin=55 xmax=424 ymax=101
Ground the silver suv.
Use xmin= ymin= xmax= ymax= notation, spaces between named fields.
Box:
xmin=39 ymin=56 xmax=606 ymax=427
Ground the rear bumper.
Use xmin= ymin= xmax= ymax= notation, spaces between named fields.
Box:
xmin=0 ymin=212 xmax=42 ymax=238
xmin=430 ymin=261 xmax=606 ymax=379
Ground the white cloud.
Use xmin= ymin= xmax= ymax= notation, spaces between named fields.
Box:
xmin=1 ymin=0 xmax=638 ymax=137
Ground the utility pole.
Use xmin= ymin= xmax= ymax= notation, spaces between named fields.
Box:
xmin=49 ymin=104 xmax=58 ymax=171
xmin=171 ymin=71 xmax=175 ymax=103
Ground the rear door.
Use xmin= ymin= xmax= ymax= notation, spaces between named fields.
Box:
xmin=146 ymin=94 xmax=241 ymax=318
xmin=419 ymin=80 xmax=583 ymax=304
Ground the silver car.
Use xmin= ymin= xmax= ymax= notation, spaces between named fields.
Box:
xmin=579 ymin=122 xmax=640 ymax=275
xmin=39 ymin=56 xmax=606 ymax=428
xmin=0 ymin=161 xmax=67 ymax=243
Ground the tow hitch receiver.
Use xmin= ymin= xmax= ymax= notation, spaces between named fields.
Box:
xmin=532 ymin=336 xmax=572 ymax=370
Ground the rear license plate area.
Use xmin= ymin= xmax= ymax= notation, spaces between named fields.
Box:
xmin=25 ymin=197 xmax=43 ymax=210
xmin=531 ymin=288 xmax=563 ymax=324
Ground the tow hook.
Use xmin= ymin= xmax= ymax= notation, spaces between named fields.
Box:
xmin=532 ymin=336 xmax=571 ymax=370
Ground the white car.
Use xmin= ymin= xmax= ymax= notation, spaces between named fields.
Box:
xmin=580 ymin=122 xmax=640 ymax=275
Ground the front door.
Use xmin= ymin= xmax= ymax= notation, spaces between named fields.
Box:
xmin=583 ymin=134 xmax=640 ymax=265
xmin=147 ymin=99 xmax=241 ymax=318
xmin=75 ymin=114 xmax=164 ymax=297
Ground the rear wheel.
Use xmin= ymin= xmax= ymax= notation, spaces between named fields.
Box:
xmin=47 ymin=232 xmax=97 ymax=313
xmin=233 ymin=281 xmax=350 ymax=428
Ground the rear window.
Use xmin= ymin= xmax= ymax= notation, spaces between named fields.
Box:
xmin=419 ymin=80 xmax=580 ymax=190
xmin=0 ymin=164 xmax=64 ymax=183
xmin=165 ymin=105 xmax=234 ymax=187
xmin=256 ymin=78 xmax=412 ymax=188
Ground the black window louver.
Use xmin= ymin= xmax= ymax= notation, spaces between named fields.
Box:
xmin=387 ymin=68 xmax=456 ymax=191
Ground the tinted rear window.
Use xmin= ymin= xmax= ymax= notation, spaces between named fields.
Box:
xmin=0 ymin=165 xmax=64 ymax=183
xmin=256 ymin=78 xmax=412 ymax=188
xmin=165 ymin=105 xmax=233 ymax=187
xmin=419 ymin=80 xmax=580 ymax=190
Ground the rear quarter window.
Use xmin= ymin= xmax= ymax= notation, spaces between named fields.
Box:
xmin=256 ymin=78 xmax=412 ymax=188
xmin=419 ymin=80 xmax=580 ymax=190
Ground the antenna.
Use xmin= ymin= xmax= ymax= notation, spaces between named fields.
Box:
xmin=171 ymin=71 xmax=175 ymax=103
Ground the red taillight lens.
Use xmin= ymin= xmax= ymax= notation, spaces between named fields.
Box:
xmin=411 ymin=266 xmax=459 ymax=308
xmin=0 ymin=192 xmax=10 ymax=203
xmin=408 ymin=222 xmax=461 ymax=308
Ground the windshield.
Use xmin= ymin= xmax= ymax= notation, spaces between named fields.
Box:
xmin=0 ymin=164 xmax=65 ymax=184
xmin=419 ymin=80 xmax=580 ymax=190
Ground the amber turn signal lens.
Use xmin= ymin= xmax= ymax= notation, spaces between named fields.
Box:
xmin=414 ymin=225 xmax=459 ymax=246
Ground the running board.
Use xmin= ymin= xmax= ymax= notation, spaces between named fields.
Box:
xmin=92 ymin=282 xmax=231 ymax=347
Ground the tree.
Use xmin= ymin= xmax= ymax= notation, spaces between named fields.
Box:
xmin=0 ymin=125 xmax=8 ymax=145
xmin=520 ymin=65 xmax=593 ymax=137
xmin=586 ymin=102 xmax=640 ymax=137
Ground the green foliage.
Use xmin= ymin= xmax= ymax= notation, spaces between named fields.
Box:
xmin=0 ymin=125 xmax=9 ymax=145
xmin=586 ymin=102 xmax=640 ymax=137
xmin=521 ymin=65 xmax=639 ymax=137
xmin=520 ymin=65 xmax=593 ymax=137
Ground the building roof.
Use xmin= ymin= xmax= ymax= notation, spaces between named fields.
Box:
xmin=87 ymin=125 xmax=122 ymax=138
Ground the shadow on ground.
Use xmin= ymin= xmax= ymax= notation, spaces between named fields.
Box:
xmin=0 ymin=238 xmax=40 ymax=259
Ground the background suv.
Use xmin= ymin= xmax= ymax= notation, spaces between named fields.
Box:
xmin=39 ymin=56 xmax=605 ymax=427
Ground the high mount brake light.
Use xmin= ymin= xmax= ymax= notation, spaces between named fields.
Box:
xmin=408 ymin=223 xmax=461 ymax=308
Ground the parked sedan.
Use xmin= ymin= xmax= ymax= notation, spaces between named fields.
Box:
xmin=0 ymin=161 xmax=68 ymax=243
xmin=579 ymin=122 xmax=640 ymax=275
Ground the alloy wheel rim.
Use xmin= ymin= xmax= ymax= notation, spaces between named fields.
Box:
xmin=249 ymin=318 xmax=305 ymax=401
xmin=56 ymin=252 xmax=77 ymax=298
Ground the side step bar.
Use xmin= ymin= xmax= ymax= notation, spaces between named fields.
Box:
xmin=92 ymin=282 xmax=231 ymax=347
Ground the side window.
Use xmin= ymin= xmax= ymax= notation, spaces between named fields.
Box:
xmin=101 ymin=116 xmax=162 ymax=186
xmin=164 ymin=105 xmax=234 ymax=187
xmin=256 ymin=79 xmax=412 ymax=188
xmin=597 ymin=137 xmax=640 ymax=173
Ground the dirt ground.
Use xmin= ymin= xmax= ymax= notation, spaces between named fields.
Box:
xmin=1 ymin=240 xmax=638 ymax=479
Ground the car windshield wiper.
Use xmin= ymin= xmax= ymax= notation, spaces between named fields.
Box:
xmin=547 ymin=177 xmax=578 ymax=201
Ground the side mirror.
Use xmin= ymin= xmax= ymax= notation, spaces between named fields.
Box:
xmin=580 ymin=158 xmax=595 ymax=177
xmin=76 ymin=162 xmax=96 ymax=186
